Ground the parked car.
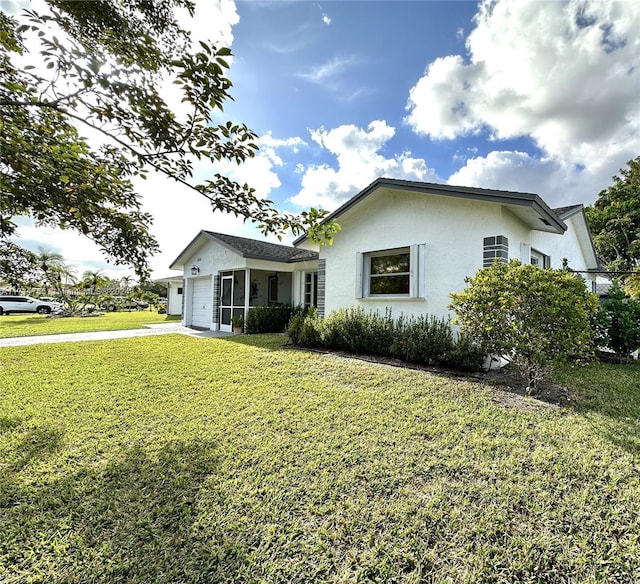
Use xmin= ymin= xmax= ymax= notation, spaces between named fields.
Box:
xmin=0 ymin=295 xmax=63 ymax=315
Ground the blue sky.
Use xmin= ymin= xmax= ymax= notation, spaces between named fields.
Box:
xmin=6 ymin=0 xmax=639 ymax=280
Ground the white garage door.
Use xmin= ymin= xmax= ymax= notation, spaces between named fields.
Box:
xmin=191 ymin=278 xmax=212 ymax=328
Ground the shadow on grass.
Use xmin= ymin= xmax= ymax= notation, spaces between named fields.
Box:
xmin=1 ymin=439 xmax=232 ymax=582
xmin=1 ymin=417 xmax=65 ymax=473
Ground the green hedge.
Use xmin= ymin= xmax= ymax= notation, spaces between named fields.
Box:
xmin=246 ymin=304 xmax=295 ymax=334
xmin=287 ymin=307 xmax=484 ymax=371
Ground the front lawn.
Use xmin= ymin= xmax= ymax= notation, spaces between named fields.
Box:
xmin=1 ymin=334 xmax=638 ymax=582
xmin=0 ymin=310 xmax=180 ymax=338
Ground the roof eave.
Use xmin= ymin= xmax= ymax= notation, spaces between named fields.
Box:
xmin=168 ymin=230 xmax=215 ymax=270
xmin=293 ymin=178 xmax=566 ymax=243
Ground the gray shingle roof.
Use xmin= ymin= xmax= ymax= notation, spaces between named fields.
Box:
xmin=203 ymin=231 xmax=318 ymax=263
xmin=552 ymin=204 xmax=583 ymax=218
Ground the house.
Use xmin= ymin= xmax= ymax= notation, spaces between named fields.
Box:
xmin=170 ymin=178 xmax=599 ymax=331
xmin=155 ymin=275 xmax=184 ymax=315
xmin=169 ymin=232 xmax=319 ymax=331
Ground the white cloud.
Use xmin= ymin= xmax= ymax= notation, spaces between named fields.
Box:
xmin=290 ymin=121 xmax=441 ymax=210
xmin=322 ymin=14 xmax=331 ymax=25
xmin=447 ymin=150 xmax=621 ymax=207
xmin=406 ymin=0 xmax=640 ymax=175
xmin=176 ymin=0 xmax=238 ymax=48
xmin=298 ymin=56 xmax=360 ymax=84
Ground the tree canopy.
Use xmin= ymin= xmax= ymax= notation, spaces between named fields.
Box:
xmin=0 ymin=1 xmax=333 ymax=279
xmin=586 ymin=157 xmax=640 ymax=272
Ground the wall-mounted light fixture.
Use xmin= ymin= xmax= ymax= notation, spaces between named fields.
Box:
xmin=191 ymin=265 xmax=200 ymax=275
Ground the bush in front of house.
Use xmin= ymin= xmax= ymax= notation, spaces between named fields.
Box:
xmin=592 ymin=280 xmax=640 ymax=362
xmin=449 ymin=259 xmax=598 ymax=393
xmin=321 ymin=307 xmax=395 ymax=355
xmin=246 ymin=304 xmax=295 ymax=334
xmin=286 ymin=307 xmax=484 ymax=371
xmin=392 ymin=314 xmax=455 ymax=365
xmin=286 ymin=307 xmax=323 ymax=347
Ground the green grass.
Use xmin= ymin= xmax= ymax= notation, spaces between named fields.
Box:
xmin=0 ymin=310 xmax=180 ymax=338
xmin=1 ymin=334 xmax=639 ymax=583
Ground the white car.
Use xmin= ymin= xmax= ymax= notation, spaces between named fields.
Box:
xmin=0 ymin=295 xmax=63 ymax=315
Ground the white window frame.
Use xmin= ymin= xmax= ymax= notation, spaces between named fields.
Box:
xmin=521 ymin=243 xmax=550 ymax=268
xmin=531 ymin=248 xmax=551 ymax=268
xmin=303 ymin=271 xmax=318 ymax=308
xmin=356 ymin=244 xmax=426 ymax=299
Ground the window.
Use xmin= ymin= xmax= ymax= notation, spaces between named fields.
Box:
xmin=530 ymin=248 xmax=551 ymax=268
xmin=304 ymin=272 xmax=318 ymax=308
xmin=268 ymin=275 xmax=278 ymax=304
xmin=357 ymin=245 xmax=425 ymax=298
xmin=177 ymin=287 xmax=183 ymax=295
xmin=521 ymin=243 xmax=550 ymax=267
xmin=369 ymin=250 xmax=411 ymax=295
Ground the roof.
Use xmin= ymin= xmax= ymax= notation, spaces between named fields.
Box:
xmin=552 ymin=204 xmax=584 ymax=219
xmin=169 ymin=230 xmax=318 ymax=270
xmin=293 ymin=177 xmax=568 ymax=245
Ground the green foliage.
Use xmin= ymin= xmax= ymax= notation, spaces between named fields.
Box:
xmin=1 ymin=335 xmax=639 ymax=581
xmin=287 ymin=307 xmax=484 ymax=371
xmin=449 ymin=260 xmax=598 ymax=392
xmin=321 ymin=307 xmax=395 ymax=355
xmin=391 ymin=313 xmax=454 ymax=365
xmin=139 ymin=279 xmax=168 ymax=297
xmin=593 ymin=280 xmax=640 ymax=361
xmin=0 ymin=240 xmax=38 ymax=290
xmin=586 ymin=156 xmax=640 ymax=273
xmin=0 ymin=3 xmax=333 ymax=278
xmin=286 ymin=307 xmax=323 ymax=347
xmin=245 ymin=304 xmax=293 ymax=334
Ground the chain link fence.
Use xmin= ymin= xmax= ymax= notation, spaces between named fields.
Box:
xmin=572 ymin=271 xmax=638 ymax=297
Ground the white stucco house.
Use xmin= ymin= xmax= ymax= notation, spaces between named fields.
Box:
xmin=169 ymin=178 xmax=599 ymax=331
xmin=155 ymin=275 xmax=184 ymax=316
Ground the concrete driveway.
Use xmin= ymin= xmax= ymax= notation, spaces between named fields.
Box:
xmin=0 ymin=322 xmax=233 ymax=347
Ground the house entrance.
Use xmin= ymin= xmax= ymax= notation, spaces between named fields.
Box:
xmin=219 ymin=270 xmax=245 ymax=332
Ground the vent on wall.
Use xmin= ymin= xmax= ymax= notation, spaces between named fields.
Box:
xmin=483 ymin=236 xmax=509 ymax=267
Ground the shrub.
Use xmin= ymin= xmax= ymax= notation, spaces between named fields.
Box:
xmin=322 ymin=307 xmax=395 ymax=355
xmin=287 ymin=306 xmax=484 ymax=372
xmin=246 ymin=304 xmax=293 ymax=334
xmin=449 ymin=260 xmax=598 ymax=393
xmin=440 ymin=333 xmax=486 ymax=372
xmin=286 ymin=307 xmax=323 ymax=347
xmin=593 ymin=280 xmax=640 ymax=362
xmin=392 ymin=314 xmax=454 ymax=365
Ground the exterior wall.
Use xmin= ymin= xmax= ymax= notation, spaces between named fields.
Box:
xmin=181 ymin=239 xmax=244 ymax=329
xmin=167 ymin=281 xmax=183 ymax=315
xmin=291 ymin=260 xmax=319 ymax=307
xmin=319 ymin=189 xmax=596 ymax=322
xmin=320 ymin=189 xmax=505 ymax=321
xmin=178 ymin=239 xmax=316 ymax=329
xmin=531 ymin=213 xmax=596 ymax=271
xmin=500 ymin=208 xmax=597 ymax=271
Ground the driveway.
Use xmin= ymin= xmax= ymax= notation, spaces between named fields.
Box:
xmin=0 ymin=323 xmax=233 ymax=347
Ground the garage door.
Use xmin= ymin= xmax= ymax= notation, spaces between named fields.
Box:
xmin=191 ymin=278 xmax=212 ymax=328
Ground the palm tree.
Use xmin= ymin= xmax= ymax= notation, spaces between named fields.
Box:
xmin=120 ymin=275 xmax=135 ymax=296
xmin=81 ymin=269 xmax=109 ymax=296
xmin=35 ymin=246 xmax=65 ymax=295
xmin=48 ymin=264 xmax=77 ymax=296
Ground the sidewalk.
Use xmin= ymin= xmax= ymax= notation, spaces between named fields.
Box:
xmin=0 ymin=322 xmax=233 ymax=347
